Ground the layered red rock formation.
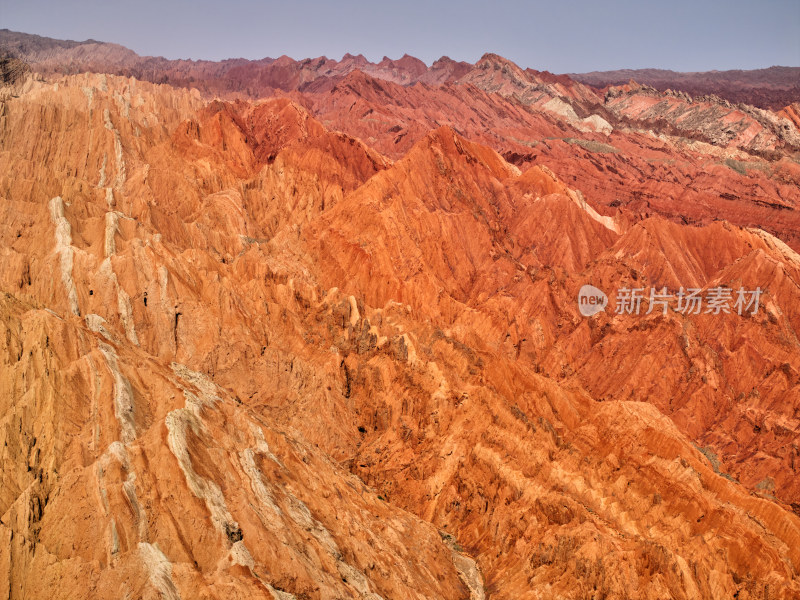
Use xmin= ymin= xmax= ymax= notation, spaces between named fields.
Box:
xmin=298 ymin=61 xmax=800 ymax=253
xmin=0 ymin=35 xmax=799 ymax=600
xmin=4 ymin=30 xmax=799 ymax=250
xmin=571 ymin=66 xmax=800 ymax=111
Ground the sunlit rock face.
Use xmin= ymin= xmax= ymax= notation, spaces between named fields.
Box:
xmin=1 ymin=35 xmax=800 ymax=599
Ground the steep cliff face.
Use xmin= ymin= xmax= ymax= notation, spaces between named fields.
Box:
xmin=1 ymin=65 xmax=799 ymax=600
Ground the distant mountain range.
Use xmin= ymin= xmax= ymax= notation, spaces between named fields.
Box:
xmin=571 ymin=66 xmax=800 ymax=110
xmin=2 ymin=29 xmax=798 ymax=109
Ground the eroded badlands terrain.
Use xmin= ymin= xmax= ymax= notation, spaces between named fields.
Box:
xmin=1 ymin=33 xmax=800 ymax=599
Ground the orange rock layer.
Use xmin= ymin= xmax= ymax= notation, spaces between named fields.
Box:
xmin=0 ymin=67 xmax=799 ymax=600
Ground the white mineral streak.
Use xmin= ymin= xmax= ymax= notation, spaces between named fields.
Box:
xmin=48 ymin=196 xmax=80 ymax=315
xmin=138 ymin=542 xmax=181 ymax=600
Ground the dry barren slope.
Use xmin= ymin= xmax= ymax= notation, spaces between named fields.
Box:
xmin=0 ymin=68 xmax=799 ymax=599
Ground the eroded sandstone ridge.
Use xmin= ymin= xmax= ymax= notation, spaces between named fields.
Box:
xmin=5 ymin=30 xmax=798 ymax=251
xmin=0 ymin=44 xmax=799 ymax=600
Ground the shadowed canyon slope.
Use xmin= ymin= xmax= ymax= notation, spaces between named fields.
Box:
xmin=1 ymin=33 xmax=800 ymax=600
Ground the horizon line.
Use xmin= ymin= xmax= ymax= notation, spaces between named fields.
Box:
xmin=2 ymin=28 xmax=799 ymax=75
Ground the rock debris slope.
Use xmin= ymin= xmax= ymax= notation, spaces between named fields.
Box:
xmin=0 ymin=46 xmax=799 ymax=600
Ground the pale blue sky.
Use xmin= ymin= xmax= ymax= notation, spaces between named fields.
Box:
xmin=2 ymin=0 xmax=798 ymax=72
